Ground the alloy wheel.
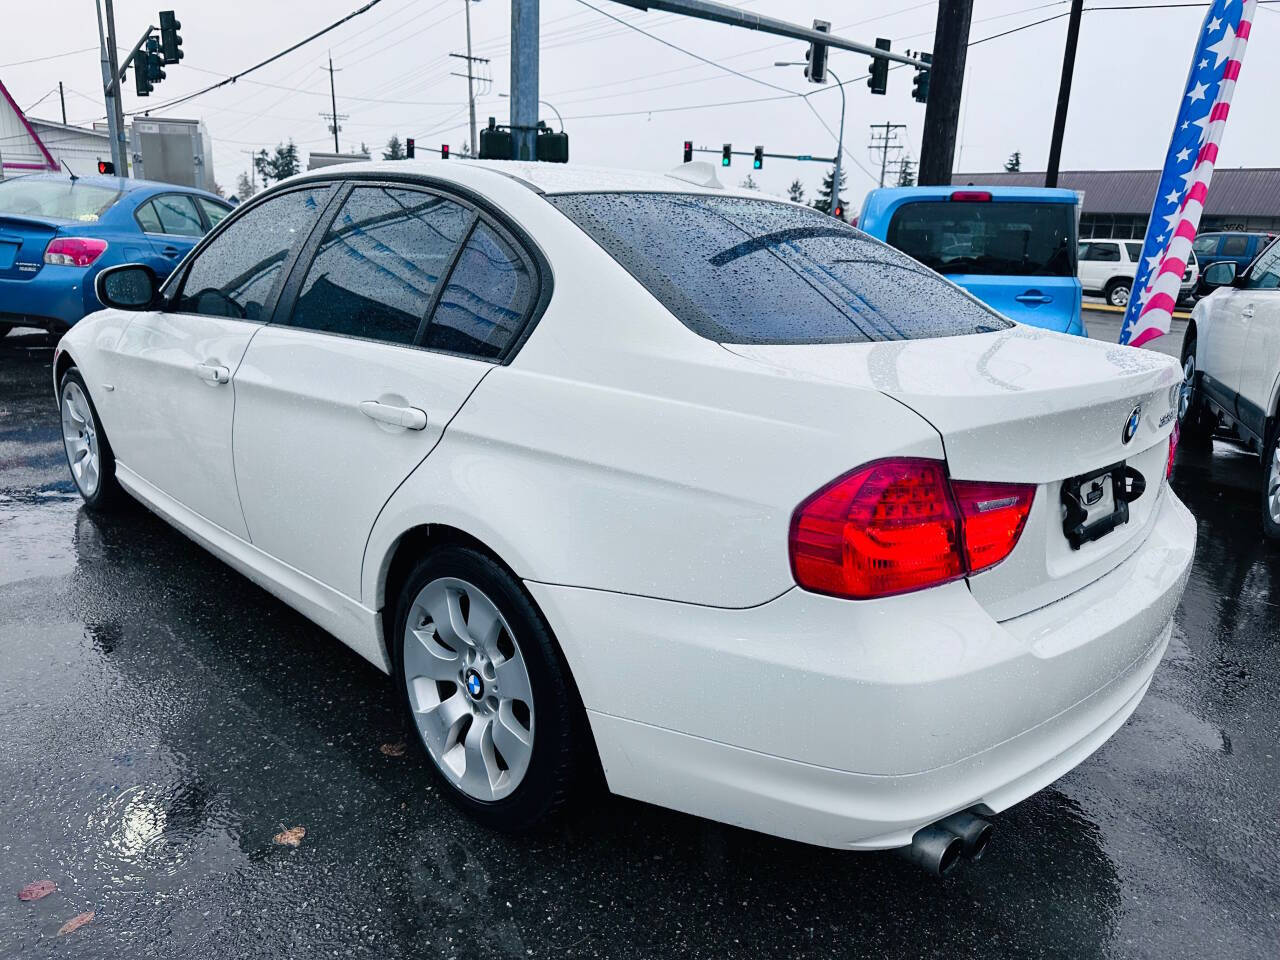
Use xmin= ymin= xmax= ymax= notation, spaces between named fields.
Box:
xmin=1179 ymin=353 xmax=1196 ymax=424
xmin=1269 ymin=443 xmax=1280 ymax=525
xmin=1110 ymin=285 xmax=1131 ymax=307
xmin=61 ymin=381 xmax=100 ymax=498
xmin=403 ymin=576 xmax=535 ymax=802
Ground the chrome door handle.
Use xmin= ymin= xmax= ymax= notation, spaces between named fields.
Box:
xmin=359 ymin=400 xmax=427 ymax=431
xmin=194 ymin=362 xmax=230 ymax=384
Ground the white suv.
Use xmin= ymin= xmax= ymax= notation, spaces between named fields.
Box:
xmin=1079 ymin=238 xmax=1199 ymax=307
xmin=1181 ymin=237 xmax=1280 ymax=538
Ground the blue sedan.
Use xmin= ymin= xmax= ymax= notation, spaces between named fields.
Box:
xmin=0 ymin=173 xmax=230 ymax=336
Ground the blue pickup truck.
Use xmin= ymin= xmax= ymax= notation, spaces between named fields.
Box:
xmin=857 ymin=186 xmax=1085 ymax=336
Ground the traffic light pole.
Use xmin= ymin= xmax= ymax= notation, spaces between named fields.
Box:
xmin=828 ymin=68 xmax=845 ymax=217
xmin=510 ymin=0 xmax=539 ymax=161
xmin=96 ymin=0 xmax=129 ymax=175
xmin=690 ymin=147 xmax=836 ymax=163
xmin=1045 ymin=0 xmax=1084 ymax=188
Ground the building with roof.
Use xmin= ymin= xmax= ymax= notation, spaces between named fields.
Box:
xmin=956 ymin=168 xmax=1280 ymax=238
xmin=1 ymin=79 xmax=114 ymax=177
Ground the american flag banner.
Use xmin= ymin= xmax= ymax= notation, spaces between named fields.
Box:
xmin=1119 ymin=0 xmax=1257 ymax=347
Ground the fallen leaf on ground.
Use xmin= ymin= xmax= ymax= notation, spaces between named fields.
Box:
xmin=58 ymin=911 xmax=93 ymax=935
xmin=273 ymin=826 xmax=306 ymax=847
xmin=18 ymin=880 xmax=56 ymax=902
xmin=379 ymin=741 xmax=407 ymax=757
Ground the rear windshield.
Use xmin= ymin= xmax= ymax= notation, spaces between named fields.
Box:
xmin=886 ymin=199 xmax=1075 ymax=278
xmin=0 ymin=178 xmax=122 ymax=222
xmin=548 ymin=192 xmax=1010 ymax=345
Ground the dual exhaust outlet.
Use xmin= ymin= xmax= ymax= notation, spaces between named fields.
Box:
xmin=898 ymin=810 xmax=993 ymax=876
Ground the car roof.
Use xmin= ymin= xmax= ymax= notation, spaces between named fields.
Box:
xmin=288 ymin=158 xmax=769 ymax=199
xmin=865 ymin=185 xmax=1080 ymax=203
xmin=11 ymin=172 xmax=226 ymax=202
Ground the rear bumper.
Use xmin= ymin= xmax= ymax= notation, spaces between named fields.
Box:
xmin=528 ymin=489 xmax=1195 ymax=850
xmin=0 ymin=266 xmax=99 ymax=329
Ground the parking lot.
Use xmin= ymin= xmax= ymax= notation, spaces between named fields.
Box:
xmin=2 ymin=314 xmax=1278 ymax=960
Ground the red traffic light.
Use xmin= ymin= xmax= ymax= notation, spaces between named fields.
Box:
xmin=405 ymin=137 xmax=415 ymax=159
xmin=97 ymin=160 xmax=115 ymax=175
xmin=441 ymin=144 xmax=449 ymax=159
xmin=683 ymin=140 xmax=693 ymax=163
xmin=833 ymin=206 xmax=843 ymax=219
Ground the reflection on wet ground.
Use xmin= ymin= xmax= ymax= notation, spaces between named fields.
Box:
xmin=2 ymin=328 xmax=1278 ymax=958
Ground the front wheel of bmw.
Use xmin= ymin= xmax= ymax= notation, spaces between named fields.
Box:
xmin=394 ymin=546 xmax=591 ymax=832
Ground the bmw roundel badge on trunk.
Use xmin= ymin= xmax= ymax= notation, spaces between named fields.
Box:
xmin=1123 ymin=405 xmax=1143 ymax=444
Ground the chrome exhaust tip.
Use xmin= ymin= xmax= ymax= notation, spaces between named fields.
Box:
xmin=898 ymin=824 xmax=965 ymax=877
xmin=939 ymin=810 xmax=994 ymax=861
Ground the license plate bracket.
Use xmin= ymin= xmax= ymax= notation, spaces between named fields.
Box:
xmin=1061 ymin=461 xmax=1147 ymax=550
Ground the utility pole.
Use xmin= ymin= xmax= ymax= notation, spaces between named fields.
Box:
xmin=95 ymin=0 xmax=129 ymax=174
xmin=510 ymin=0 xmax=539 ymax=161
xmin=1045 ymin=0 xmax=1084 ymax=188
xmin=828 ymin=68 xmax=846 ymax=217
xmin=321 ymin=54 xmax=346 ymax=153
xmin=448 ymin=49 xmax=489 ymax=157
xmin=917 ymin=0 xmax=973 ymax=186
xmin=58 ymin=82 xmax=66 ymax=125
xmin=868 ymin=121 xmax=907 ymax=188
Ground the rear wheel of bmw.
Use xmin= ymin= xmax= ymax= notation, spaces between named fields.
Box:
xmin=394 ymin=546 xmax=590 ymax=831
xmin=1263 ymin=424 xmax=1280 ymax=541
xmin=59 ymin=367 xmax=123 ymax=510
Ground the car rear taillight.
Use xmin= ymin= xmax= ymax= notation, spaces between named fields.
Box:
xmin=1166 ymin=423 xmax=1180 ymax=479
xmin=43 ymin=237 xmax=108 ymax=267
xmin=788 ymin=458 xmax=1036 ymax=600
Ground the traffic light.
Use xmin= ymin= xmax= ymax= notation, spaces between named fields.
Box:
xmin=440 ymin=143 xmax=449 ymax=159
xmin=406 ymin=137 xmax=415 ymax=158
xmin=721 ymin=143 xmax=732 ymax=167
xmin=753 ymin=146 xmax=763 ymax=170
xmin=833 ymin=205 xmax=843 ymax=219
xmin=868 ymin=38 xmax=890 ymax=95
xmin=683 ymin=140 xmax=693 ymax=163
xmin=912 ymin=52 xmax=932 ymax=104
xmin=145 ymin=37 xmax=166 ymax=86
xmin=97 ymin=160 xmax=115 ymax=175
xmin=158 ymin=11 xmax=183 ymax=64
xmin=135 ymin=61 xmax=152 ymax=96
xmin=805 ymin=19 xmax=830 ymax=84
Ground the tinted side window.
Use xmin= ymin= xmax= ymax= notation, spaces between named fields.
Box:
xmin=1081 ymin=242 xmax=1119 ymax=262
xmin=886 ymin=200 xmax=1075 ymax=277
xmin=152 ymin=194 xmax=204 ymax=237
xmin=550 ymin=193 xmax=1009 ymax=345
xmin=289 ymin=186 xmax=473 ymax=346
xmin=1221 ymin=235 xmax=1250 ymax=256
xmin=175 ymin=186 xmax=329 ymax=320
xmin=1125 ymin=242 xmax=1143 ymax=262
xmin=426 ymin=222 xmax=534 ymax=359
xmin=1192 ymin=235 xmax=1218 ymax=255
xmin=135 ymin=200 xmax=163 ymax=233
xmin=1245 ymin=242 xmax=1280 ymax=290
xmin=197 ymin=197 xmax=230 ymax=230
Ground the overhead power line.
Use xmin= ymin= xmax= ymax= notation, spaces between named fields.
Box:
xmin=125 ymin=0 xmax=389 ymax=116
xmin=0 ymin=47 xmax=98 ymax=69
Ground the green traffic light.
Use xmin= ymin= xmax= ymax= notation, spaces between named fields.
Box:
xmin=753 ymin=160 xmax=761 ymax=170
xmin=722 ymin=157 xmax=730 ymax=166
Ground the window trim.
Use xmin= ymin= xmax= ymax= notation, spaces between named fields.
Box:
xmin=134 ymin=191 xmax=207 ymax=238
xmin=270 ymin=175 xmax=550 ymax=364
xmin=162 ymin=182 xmax=341 ymax=325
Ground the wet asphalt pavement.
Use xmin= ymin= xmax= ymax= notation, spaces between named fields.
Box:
xmin=2 ymin=320 xmax=1278 ymax=960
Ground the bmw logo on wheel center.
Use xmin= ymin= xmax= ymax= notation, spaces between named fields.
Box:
xmin=465 ymin=669 xmax=484 ymax=699
xmin=1122 ymin=404 xmax=1143 ymax=445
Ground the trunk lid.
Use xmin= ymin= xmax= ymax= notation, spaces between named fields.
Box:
xmin=0 ymin=214 xmax=61 ymax=281
xmin=724 ymin=326 xmax=1183 ymax=619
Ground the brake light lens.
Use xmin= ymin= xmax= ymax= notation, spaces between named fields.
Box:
xmin=789 ymin=458 xmax=1036 ymax=599
xmin=1166 ymin=423 xmax=1180 ymax=479
xmin=949 ymin=190 xmax=992 ymax=202
xmin=950 ymin=479 xmax=1036 ymax=574
xmin=43 ymin=237 xmax=108 ymax=267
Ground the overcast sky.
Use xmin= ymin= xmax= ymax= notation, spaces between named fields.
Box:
xmin=3 ymin=0 xmax=1277 ymax=203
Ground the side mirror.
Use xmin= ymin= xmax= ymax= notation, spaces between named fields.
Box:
xmin=95 ymin=263 xmax=157 ymax=311
xmin=1202 ymin=260 xmax=1238 ymax=288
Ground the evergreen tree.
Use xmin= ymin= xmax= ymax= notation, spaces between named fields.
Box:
xmin=1005 ymin=150 xmax=1022 ymax=173
xmin=253 ymin=141 xmax=300 ymax=185
xmin=235 ymin=171 xmax=256 ymax=200
xmin=787 ymin=178 xmax=805 ymax=203
xmin=383 ymin=135 xmax=405 ymax=161
xmin=739 ymin=173 xmax=759 ymax=191
xmin=896 ymin=158 xmax=916 ymax=187
xmin=809 ymin=164 xmax=848 ymax=216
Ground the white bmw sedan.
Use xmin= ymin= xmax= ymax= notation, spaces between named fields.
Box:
xmin=56 ymin=160 xmax=1195 ymax=875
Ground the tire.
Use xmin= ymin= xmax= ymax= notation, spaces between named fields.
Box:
xmin=0 ymin=323 xmax=12 ymax=339
xmin=1177 ymin=333 xmax=1214 ymax=449
xmin=393 ymin=545 xmax=591 ymax=832
xmin=1105 ymin=279 xmax=1131 ymax=308
xmin=59 ymin=367 xmax=124 ymax=510
xmin=1263 ymin=423 xmax=1280 ymax=541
